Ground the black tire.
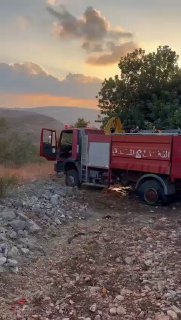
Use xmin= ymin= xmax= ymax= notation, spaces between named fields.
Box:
xmin=65 ymin=169 xmax=80 ymax=187
xmin=137 ymin=179 xmax=167 ymax=206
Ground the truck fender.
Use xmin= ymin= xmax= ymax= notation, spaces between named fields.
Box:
xmin=63 ymin=160 xmax=80 ymax=174
xmin=136 ymin=174 xmax=176 ymax=195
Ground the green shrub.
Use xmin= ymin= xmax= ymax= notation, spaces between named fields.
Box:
xmin=0 ymin=133 xmax=42 ymax=167
xmin=0 ymin=176 xmax=18 ymax=197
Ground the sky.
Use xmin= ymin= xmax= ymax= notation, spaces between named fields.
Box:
xmin=0 ymin=0 xmax=181 ymax=109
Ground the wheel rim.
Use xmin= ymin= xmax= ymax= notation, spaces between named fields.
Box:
xmin=144 ymin=188 xmax=159 ymax=204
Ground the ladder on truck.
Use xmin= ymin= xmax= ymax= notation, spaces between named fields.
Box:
xmin=81 ymin=135 xmax=88 ymax=182
xmin=114 ymin=129 xmax=181 ymax=136
xmin=139 ymin=129 xmax=181 ymax=135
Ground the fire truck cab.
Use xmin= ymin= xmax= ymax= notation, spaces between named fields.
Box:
xmin=40 ymin=127 xmax=181 ymax=205
xmin=40 ymin=127 xmax=108 ymax=187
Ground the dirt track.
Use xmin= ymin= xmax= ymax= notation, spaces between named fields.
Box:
xmin=0 ymin=182 xmax=181 ymax=320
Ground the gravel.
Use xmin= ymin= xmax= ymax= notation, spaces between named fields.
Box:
xmin=0 ymin=180 xmax=89 ymax=274
xmin=0 ymin=177 xmax=180 ymax=320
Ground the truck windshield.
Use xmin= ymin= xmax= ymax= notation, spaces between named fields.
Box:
xmin=59 ymin=131 xmax=73 ymax=157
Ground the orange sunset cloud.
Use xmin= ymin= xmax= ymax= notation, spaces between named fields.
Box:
xmin=0 ymin=93 xmax=98 ymax=109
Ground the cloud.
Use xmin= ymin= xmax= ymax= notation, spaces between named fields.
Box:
xmin=47 ymin=6 xmax=132 ymax=43
xmin=87 ymin=42 xmax=137 ymax=65
xmin=0 ymin=93 xmax=97 ymax=109
xmin=47 ymin=0 xmax=67 ymax=5
xmin=0 ymin=62 xmax=101 ymax=100
xmin=47 ymin=6 xmax=136 ymax=64
xmin=47 ymin=0 xmax=62 ymax=5
xmin=47 ymin=0 xmax=57 ymax=5
xmin=16 ymin=16 xmax=31 ymax=30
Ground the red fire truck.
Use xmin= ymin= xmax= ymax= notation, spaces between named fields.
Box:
xmin=40 ymin=127 xmax=181 ymax=205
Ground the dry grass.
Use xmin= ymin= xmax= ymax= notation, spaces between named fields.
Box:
xmin=0 ymin=162 xmax=54 ymax=184
xmin=0 ymin=176 xmax=18 ymax=197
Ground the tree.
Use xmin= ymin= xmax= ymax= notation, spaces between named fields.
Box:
xmin=73 ymin=117 xmax=90 ymax=128
xmin=97 ymin=46 xmax=181 ymax=130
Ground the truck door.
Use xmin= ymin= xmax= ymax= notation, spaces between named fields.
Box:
xmin=40 ymin=128 xmax=57 ymax=161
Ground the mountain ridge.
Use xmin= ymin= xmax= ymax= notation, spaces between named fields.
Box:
xmin=20 ymin=106 xmax=100 ymax=127
xmin=0 ymin=108 xmax=64 ymax=144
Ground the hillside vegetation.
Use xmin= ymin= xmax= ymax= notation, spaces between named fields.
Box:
xmin=0 ymin=108 xmax=63 ymax=145
xmin=0 ymin=108 xmax=63 ymax=166
xmin=0 ymin=109 xmax=62 ymax=195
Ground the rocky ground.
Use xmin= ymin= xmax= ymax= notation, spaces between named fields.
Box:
xmin=0 ymin=176 xmax=180 ymax=320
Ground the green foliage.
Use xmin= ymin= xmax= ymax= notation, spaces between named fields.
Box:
xmin=0 ymin=117 xmax=42 ymax=167
xmin=0 ymin=176 xmax=18 ymax=198
xmin=0 ymin=133 xmax=42 ymax=167
xmin=73 ymin=117 xmax=90 ymax=128
xmin=97 ymin=46 xmax=181 ymax=130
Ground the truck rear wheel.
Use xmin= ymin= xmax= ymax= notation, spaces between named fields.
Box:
xmin=65 ymin=169 xmax=80 ymax=187
xmin=137 ymin=179 xmax=167 ymax=205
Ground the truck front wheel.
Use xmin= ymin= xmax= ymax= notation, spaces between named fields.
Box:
xmin=137 ymin=179 xmax=167 ymax=205
xmin=65 ymin=169 xmax=80 ymax=187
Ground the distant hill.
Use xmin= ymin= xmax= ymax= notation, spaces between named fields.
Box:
xmin=0 ymin=108 xmax=63 ymax=144
xmin=25 ymin=107 xmax=101 ymax=128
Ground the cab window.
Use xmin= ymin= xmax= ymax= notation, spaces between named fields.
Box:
xmin=59 ymin=131 xmax=73 ymax=157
